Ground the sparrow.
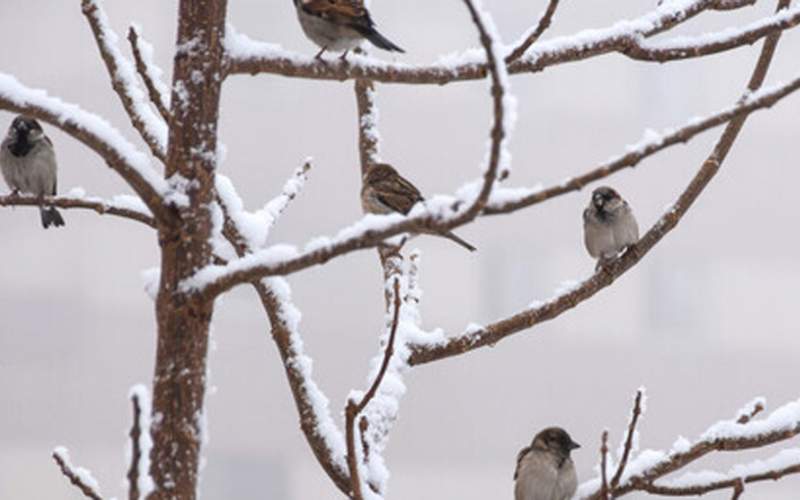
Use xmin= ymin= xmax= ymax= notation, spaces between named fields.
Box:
xmin=583 ymin=186 xmax=638 ymax=265
xmin=292 ymin=0 xmax=404 ymax=60
xmin=514 ymin=427 xmax=580 ymax=500
xmin=1 ymin=115 xmax=65 ymax=229
xmin=361 ymin=163 xmax=476 ymax=252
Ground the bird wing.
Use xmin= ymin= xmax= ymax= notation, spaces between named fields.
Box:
xmin=301 ymin=0 xmax=375 ymax=31
xmin=612 ymin=203 xmax=639 ymax=247
xmin=373 ymin=172 xmax=423 ymax=215
xmin=513 ymin=446 xmax=531 ymax=480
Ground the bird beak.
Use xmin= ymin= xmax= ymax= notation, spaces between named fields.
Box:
xmin=570 ymin=441 xmax=581 ymax=450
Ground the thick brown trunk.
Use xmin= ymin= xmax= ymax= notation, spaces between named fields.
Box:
xmin=148 ymin=1 xmax=227 ymax=498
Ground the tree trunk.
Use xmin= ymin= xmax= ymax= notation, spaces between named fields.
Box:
xmin=149 ymin=1 xmax=227 ymax=498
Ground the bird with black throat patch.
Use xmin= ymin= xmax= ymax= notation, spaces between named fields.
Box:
xmin=583 ymin=186 xmax=639 ymax=268
xmin=1 ymin=115 xmax=65 ymax=229
xmin=292 ymin=0 xmax=404 ymax=60
xmin=514 ymin=427 xmax=580 ymax=500
xmin=361 ymin=163 xmax=476 ymax=252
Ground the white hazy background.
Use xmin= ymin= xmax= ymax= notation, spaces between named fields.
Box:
xmin=1 ymin=1 xmax=799 ymax=499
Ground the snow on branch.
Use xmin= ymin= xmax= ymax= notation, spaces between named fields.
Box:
xmin=213 ymin=171 xmax=351 ymax=495
xmin=407 ymin=6 xmax=792 ymax=366
xmin=186 ymin=0 xmax=514 ymax=299
xmin=0 ymin=74 xmax=172 ymax=221
xmin=52 ymin=447 xmax=105 ymax=500
xmin=483 ymin=71 xmax=800 ymax=216
xmin=345 ymin=277 xmax=403 ymax=500
xmin=127 ymin=385 xmax=154 ymax=500
xmin=355 ymin=79 xmax=381 ymax=173
xmin=634 ymin=5 xmax=800 ymax=61
xmin=223 ymin=0 xmax=780 ymax=84
xmin=578 ymin=393 xmax=800 ymax=499
xmin=128 ymin=24 xmax=171 ymax=122
xmin=81 ymin=0 xmax=168 ymax=162
xmin=0 ymin=189 xmax=155 ymax=227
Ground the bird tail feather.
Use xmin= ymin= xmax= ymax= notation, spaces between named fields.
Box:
xmin=441 ymin=231 xmax=476 ymax=252
xmin=364 ymin=29 xmax=404 ymax=53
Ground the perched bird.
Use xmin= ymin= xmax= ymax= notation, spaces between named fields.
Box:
xmin=514 ymin=427 xmax=580 ymax=500
xmin=583 ymin=186 xmax=638 ymax=265
xmin=292 ymin=0 xmax=404 ymax=60
xmin=361 ymin=163 xmax=476 ymax=252
xmin=1 ymin=116 xmax=64 ymax=229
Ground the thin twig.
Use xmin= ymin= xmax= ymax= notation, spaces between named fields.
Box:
xmin=81 ymin=0 xmax=167 ymax=162
xmin=601 ymin=430 xmax=610 ymax=500
xmin=127 ymin=393 xmax=143 ymax=500
xmin=0 ymin=193 xmax=156 ymax=227
xmin=128 ymin=26 xmax=171 ymax=122
xmin=611 ymin=390 xmax=644 ymax=488
xmin=345 ymin=278 xmax=402 ymax=500
xmin=52 ymin=449 xmax=104 ymax=500
xmin=506 ymin=0 xmax=561 ymax=63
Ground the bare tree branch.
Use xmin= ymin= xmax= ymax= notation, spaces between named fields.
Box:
xmin=81 ymin=0 xmax=168 ymax=162
xmin=601 ymin=430 xmax=611 ymax=500
xmin=127 ymin=393 xmax=143 ymax=500
xmin=52 ymin=448 xmax=104 ymax=500
xmin=215 ymin=170 xmax=353 ymax=496
xmin=611 ymin=390 xmax=645 ymax=488
xmin=505 ymin=0 xmax=561 ymax=63
xmin=0 ymin=78 xmax=172 ymax=223
xmin=482 ymin=76 xmax=800 ymax=216
xmin=0 ymin=192 xmax=155 ymax=227
xmin=128 ymin=25 xmax=171 ymax=123
xmin=224 ymin=0 xmax=784 ymax=84
xmin=407 ymin=0 xmax=794 ymax=366
xmin=345 ymin=278 xmax=402 ymax=500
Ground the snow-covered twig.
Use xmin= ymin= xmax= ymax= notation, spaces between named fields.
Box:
xmin=127 ymin=386 xmax=154 ymax=500
xmin=0 ymin=75 xmax=171 ymax=221
xmin=52 ymin=447 xmax=104 ymax=500
xmin=634 ymin=5 xmax=800 ymax=61
xmin=483 ymin=73 xmax=800 ymax=216
xmin=611 ymin=390 xmax=645 ymax=488
xmin=355 ymin=79 xmax=381 ymax=172
xmin=505 ymin=0 xmax=561 ymax=63
xmin=407 ymin=0 xmax=792 ymax=366
xmin=600 ymin=431 xmax=611 ymax=499
xmin=81 ymin=0 xmax=168 ymax=162
xmin=579 ymin=396 xmax=800 ymax=499
xmin=0 ymin=191 xmax=155 ymax=227
xmin=345 ymin=277 xmax=402 ymax=500
xmin=224 ymin=0 xmax=772 ymax=84
xmin=214 ymin=173 xmax=352 ymax=495
xmin=128 ymin=25 xmax=171 ymax=122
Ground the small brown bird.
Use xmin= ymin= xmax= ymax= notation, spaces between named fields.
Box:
xmin=583 ymin=186 xmax=638 ymax=265
xmin=1 ymin=116 xmax=64 ymax=229
xmin=361 ymin=163 xmax=476 ymax=252
xmin=514 ymin=427 xmax=580 ymax=500
xmin=292 ymin=0 xmax=404 ymax=60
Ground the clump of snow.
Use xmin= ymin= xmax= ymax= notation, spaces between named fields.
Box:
xmin=141 ymin=267 xmax=161 ymax=300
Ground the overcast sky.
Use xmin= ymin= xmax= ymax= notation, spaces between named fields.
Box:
xmin=1 ymin=1 xmax=799 ymax=499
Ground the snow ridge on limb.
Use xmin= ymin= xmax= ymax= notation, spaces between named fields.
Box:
xmin=81 ymin=0 xmax=168 ymax=161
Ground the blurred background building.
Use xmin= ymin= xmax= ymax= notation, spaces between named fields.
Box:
xmin=1 ymin=1 xmax=799 ymax=498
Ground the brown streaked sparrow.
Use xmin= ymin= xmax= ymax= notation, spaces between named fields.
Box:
xmin=361 ymin=163 xmax=476 ymax=252
xmin=583 ymin=186 xmax=638 ymax=265
xmin=292 ymin=0 xmax=404 ymax=60
xmin=1 ymin=115 xmax=65 ymax=229
xmin=514 ymin=427 xmax=580 ymax=500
